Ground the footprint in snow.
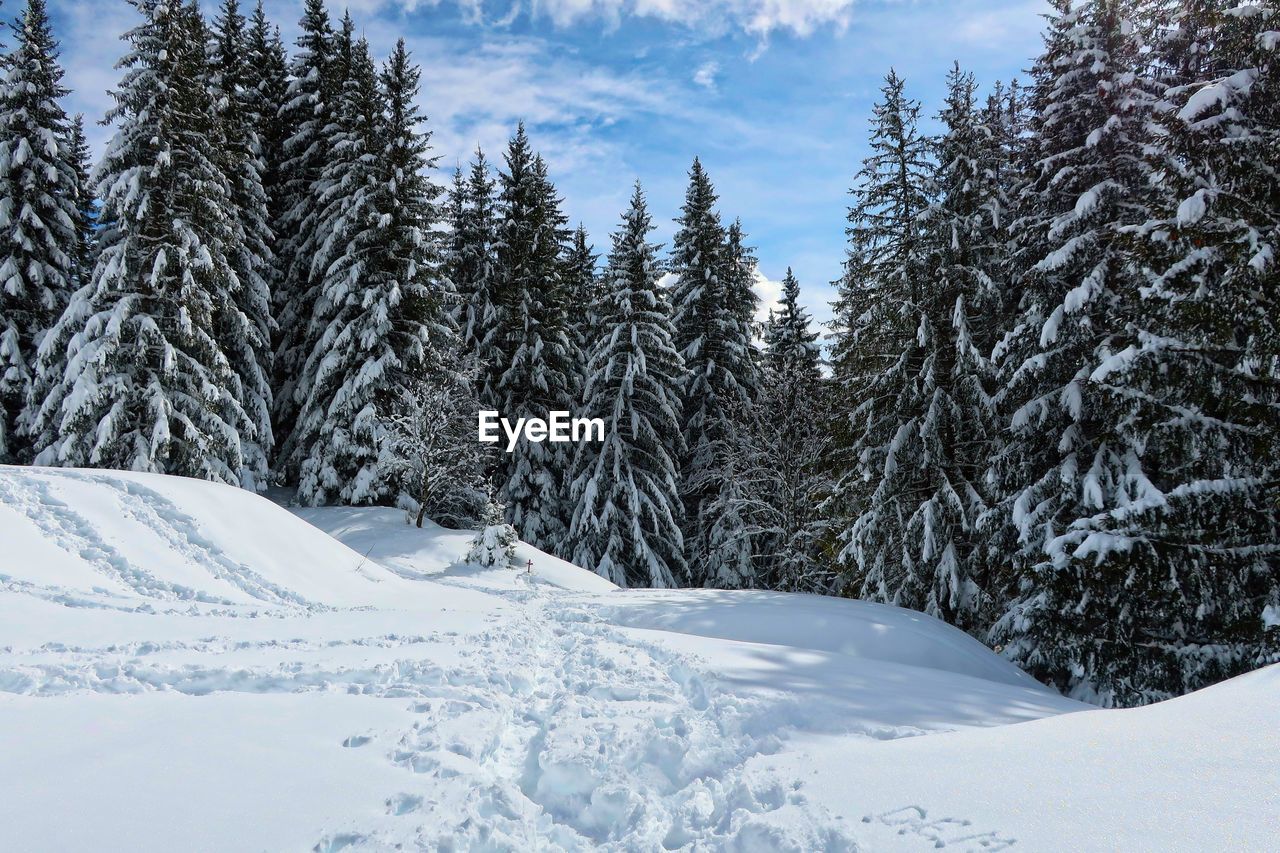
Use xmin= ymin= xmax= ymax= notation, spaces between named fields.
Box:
xmin=385 ymin=793 xmax=422 ymax=816
xmin=862 ymin=805 xmax=1016 ymax=850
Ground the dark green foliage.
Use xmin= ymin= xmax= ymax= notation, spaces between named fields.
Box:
xmin=669 ymin=158 xmax=759 ymax=587
xmin=30 ymin=0 xmax=248 ymax=481
xmin=567 ymin=183 xmax=686 ymax=588
xmin=490 ymin=125 xmax=580 ymax=552
xmin=0 ymin=0 xmax=78 ymax=462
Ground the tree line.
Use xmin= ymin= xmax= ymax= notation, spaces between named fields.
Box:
xmin=828 ymin=0 xmax=1278 ymax=706
xmin=0 ymin=0 xmax=1275 ymax=707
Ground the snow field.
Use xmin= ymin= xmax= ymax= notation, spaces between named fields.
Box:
xmin=1 ymin=466 xmax=1276 ymax=851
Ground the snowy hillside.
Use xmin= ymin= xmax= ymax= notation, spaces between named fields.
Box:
xmin=1 ymin=467 xmax=1275 ymax=851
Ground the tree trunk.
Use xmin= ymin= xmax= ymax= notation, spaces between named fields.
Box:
xmin=416 ymin=473 xmax=428 ymax=528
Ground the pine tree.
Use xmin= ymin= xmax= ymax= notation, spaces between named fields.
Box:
xmin=1059 ymin=0 xmax=1280 ymax=698
xmin=830 ymin=69 xmax=931 ymax=395
xmin=567 ymin=183 xmax=686 ymax=588
xmin=30 ymin=0 xmax=248 ymax=481
xmin=271 ymin=0 xmax=335 ymax=471
xmin=22 ymin=112 xmax=96 ymax=461
xmin=701 ymin=453 xmax=755 ymax=588
xmin=722 ymin=219 xmax=761 ymax=359
xmin=828 ymin=69 xmax=938 ymax=610
xmin=466 ymin=495 xmax=517 ymax=569
xmin=0 ymin=0 xmax=78 ymax=462
xmin=289 ymin=38 xmax=447 ymax=506
xmin=698 ymin=216 xmax=763 ymax=588
xmin=669 ymin=158 xmax=758 ymax=586
xmin=491 ymin=125 xmax=579 ymax=551
xmin=210 ymin=0 xmax=274 ymax=489
xmin=66 ymin=113 xmax=96 ymax=284
xmin=764 ymin=270 xmax=822 ymax=384
xmin=444 ymin=165 xmax=466 ymax=318
xmin=972 ymin=77 xmax=1028 ymax=608
xmin=563 ymin=223 xmax=602 ymax=389
xmin=243 ymin=0 xmax=289 ymax=382
xmin=842 ymin=65 xmax=1006 ymax=629
xmin=989 ymin=0 xmax=1175 ymax=705
xmin=448 ymin=147 xmax=500 ymax=401
xmin=745 ymin=269 xmax=835 ymax=592
xmin=243 ymin=1 xmax=288 ymax=225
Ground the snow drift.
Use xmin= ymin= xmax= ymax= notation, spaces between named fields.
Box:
xmin=1 ymin=466 xmax=414 ymax=608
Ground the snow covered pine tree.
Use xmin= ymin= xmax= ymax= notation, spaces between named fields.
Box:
xmin=830 ymin=69 xmax=944 ymax=616
xmin=490 ymin=125 xmax=581 ymax=553
xmin=289 ymin=37 xmax=449 ymax=507
xmin=845 ymin=64 xmax=1007 ymax=629
xmin=567 ymin=183 xmax=687 ymax=588
xmin=988 ymin=0 xmax=1184 ymax=706
xmin=446 ymin=148 xmax=500 ymax=409
xmin=746 ymin=269 xmax=835 ymax=592
xmin=0 ymin=0 xmax=79 ymax=463
xmin=210 ymin=0 xmax=275 ymax=490
xmin=466 ymin=496 xmax=518 ymax=569
xmin=562 ymin=223 xmax=603 ymax=404
xmin=669 ymin=158 xmax=759 ymax=587
xmin=65 ymin=113 xmax=97 ymax=283
xmin=1067 ymin=0 xmax=1280 ymax=696
xmin=697 ymin=218 xmax=763 ymax=589
xmin=271 ymin=0 xmax=337 ymax=471
xmin=31 ymin=0 xmax=252 ymax=481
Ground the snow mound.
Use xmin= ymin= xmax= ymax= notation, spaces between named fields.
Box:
xmin=0 ymin=465 xmax=414 ymax=608
xmin=785 ymin=662 xmax=1280 ymax=851
xmin=602 ymin=589 xmax=1041 ymax=688
xmin=291 ymin=503 xmax=619 ymax=593
xmin=0 ymin=466 xmax=612 ymax=614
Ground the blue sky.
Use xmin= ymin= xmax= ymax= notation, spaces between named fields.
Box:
xmin=50 ymin=0 xmax=1050 ymax=328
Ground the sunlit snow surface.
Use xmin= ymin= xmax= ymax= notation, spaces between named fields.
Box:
xmin=1 ymin=466 xmax=1275 ymax=851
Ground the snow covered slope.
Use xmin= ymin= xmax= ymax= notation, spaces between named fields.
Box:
xmin=288 ymin=503 xmax=618 ymax=593
xmin=1 ymin=466 xmax=1275 ymax=851
xmin=783 ymin=662 xmax=1280 ymax=851
xmin=2 ymin=467 xmax=425 ymax=608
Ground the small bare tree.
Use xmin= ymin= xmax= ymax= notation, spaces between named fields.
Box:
xmin=380 ymin=364 xmax=488 ymax=529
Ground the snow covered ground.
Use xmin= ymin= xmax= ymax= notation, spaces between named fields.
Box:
xmin=1 ymin=466 xmax=1275 ymax=851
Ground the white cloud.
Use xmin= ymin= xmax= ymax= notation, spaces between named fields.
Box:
xmin=408 ymin=35 xmax=690 ymax=177
xmin=952 ymin=1 xmax=1046 ymax=49
xmin=58 ymin=1 xmax=145 ymax=159
xmin=751 ymin=268 xmax=782 ymax=323
xmin=738 ymin=0 xmax=856 ymax=38
xmin=410 ymin=0 xmax=856 ymax=38
xmin=692 ymin=60 xmax=719 ymax=91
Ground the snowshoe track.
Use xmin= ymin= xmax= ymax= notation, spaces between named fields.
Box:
xmin=860 ymin=806 xmax=1015 ymax=851
xmin=316 ymin=589 xmax=860 ymax=851
xmin=0 ymin=472 xmax=232 ymax=604
xmin=0 ymin=469 xmax=314 ymax=607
